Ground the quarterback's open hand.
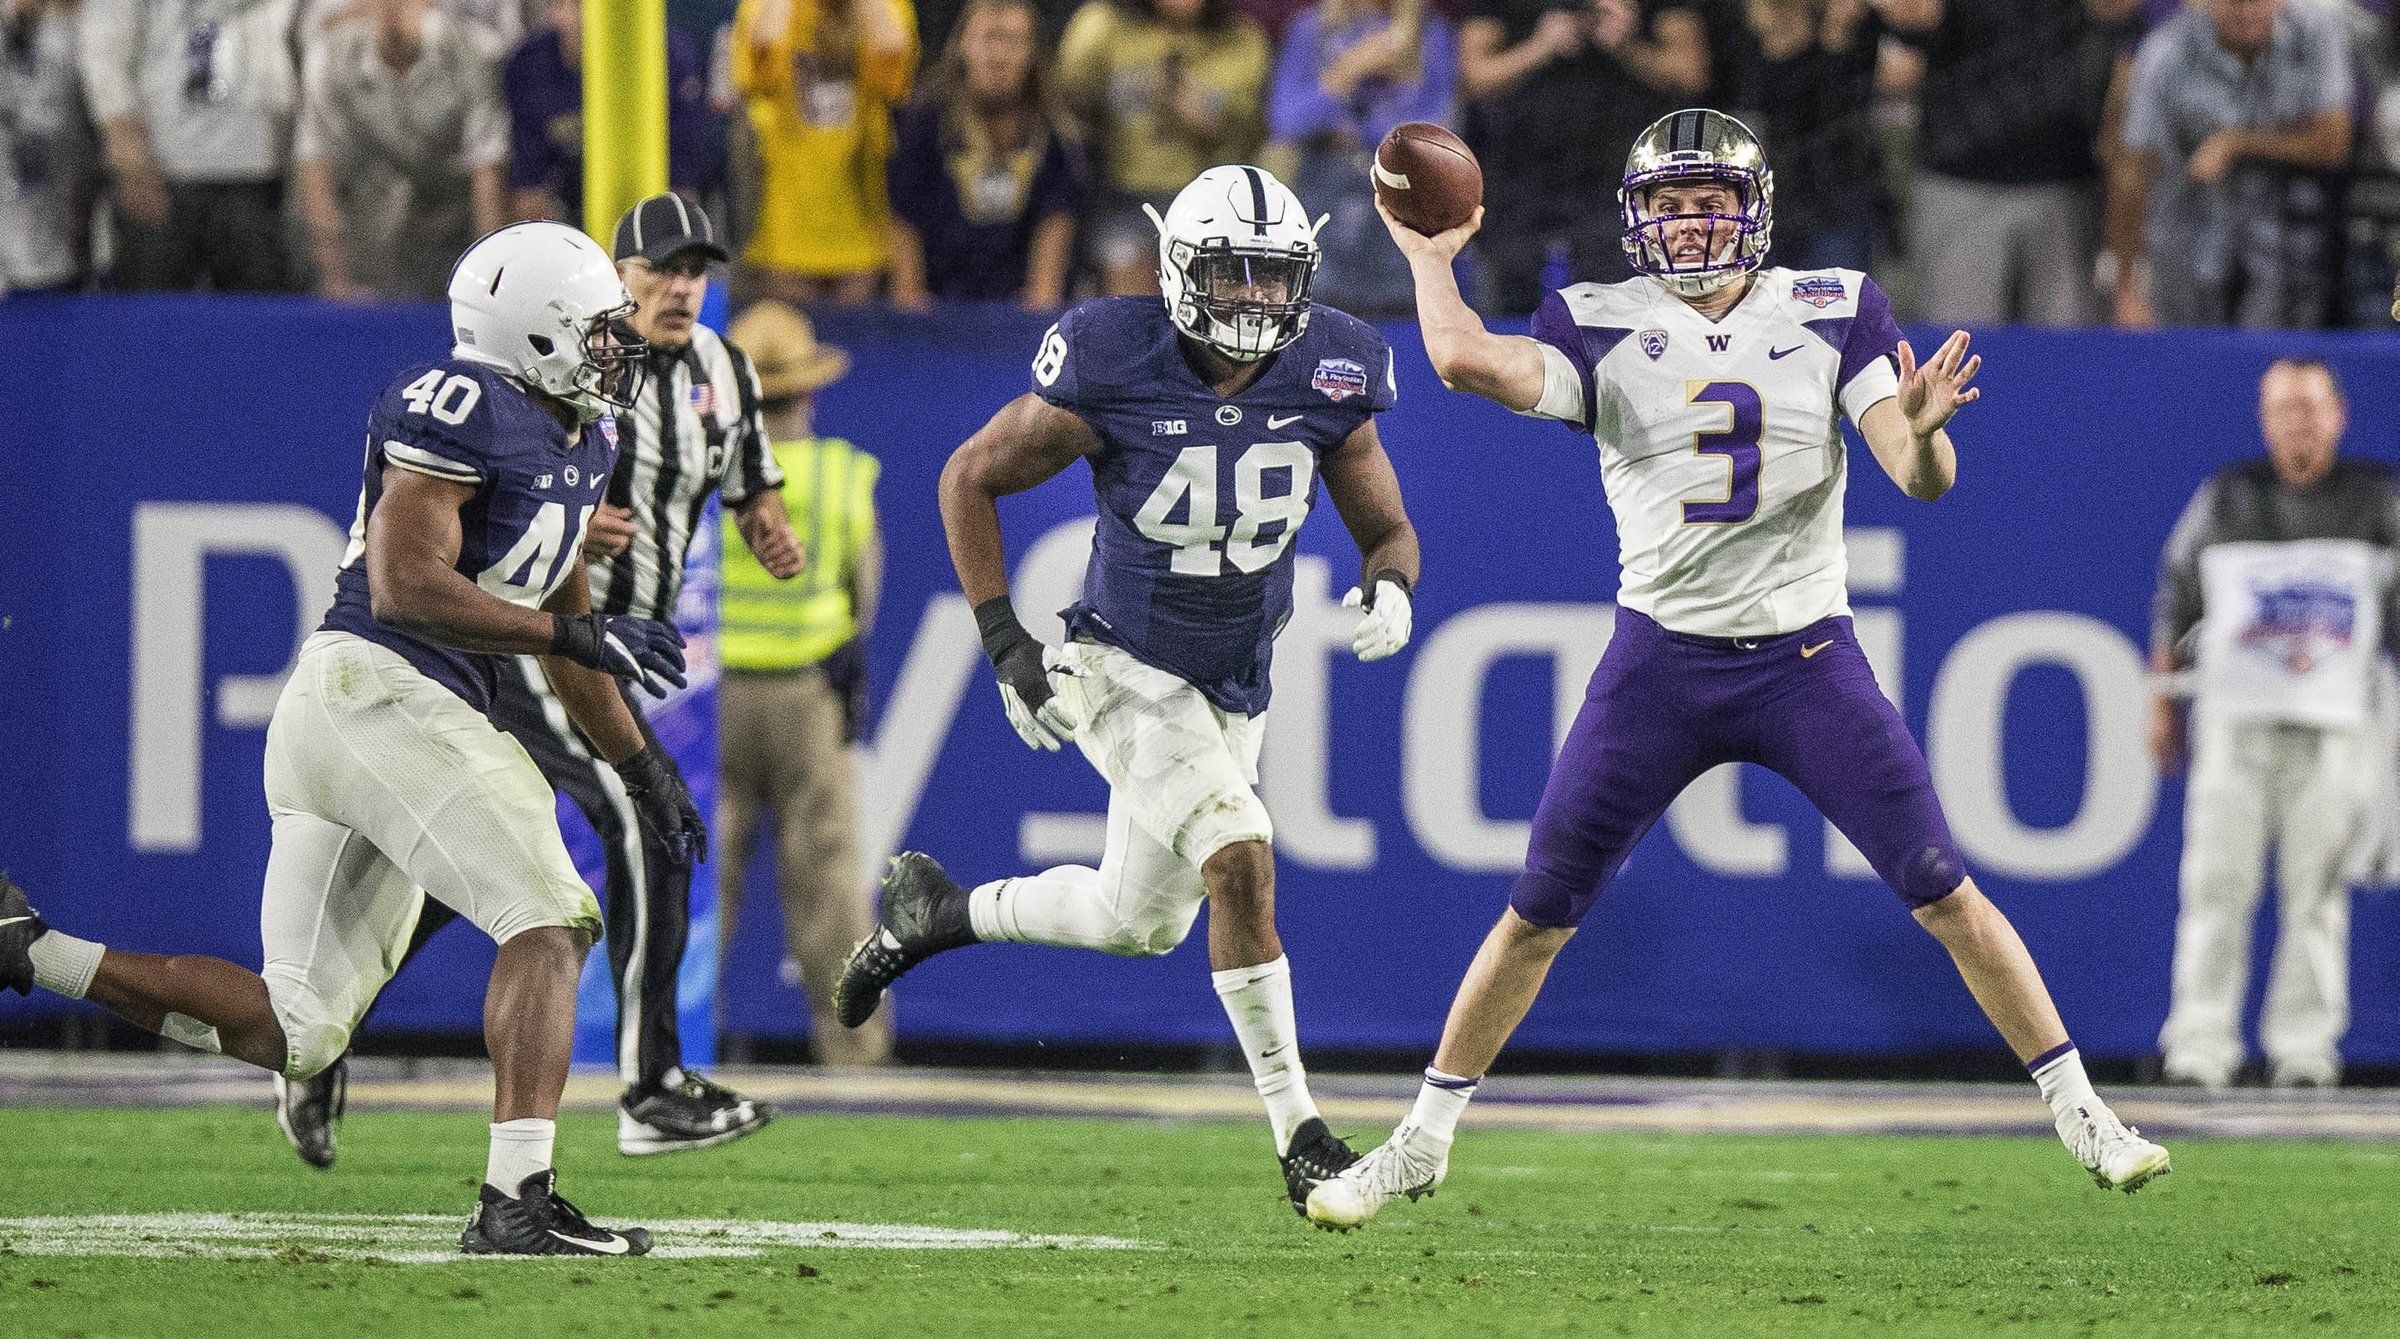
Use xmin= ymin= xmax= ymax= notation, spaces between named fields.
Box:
xmin=1343 ymin=577 xmax=1413 ymax=662
xmin=551 ymin=612 xmax=688 ymax=698
xmin=616 ymin=746 xmax=707 ymax=865
xmin=1895 ymin=331 xmax=1981 ymax=439
xmin=1376 ymin=199 xmax=1483 ymax=266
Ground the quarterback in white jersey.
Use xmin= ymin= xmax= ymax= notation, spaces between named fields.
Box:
xmin=1307 ymin=109 xmax=2171 ymax=1230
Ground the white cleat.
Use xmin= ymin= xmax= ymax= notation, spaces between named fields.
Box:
xmin=1304 ymin=1122 xmax=1449 ymax=1231
xmin=2057 ymin=1100 xmax=2171 ymax=1193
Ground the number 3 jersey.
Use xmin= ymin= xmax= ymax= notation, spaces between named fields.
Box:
xmin=1035 ymin=296 xmax=1397 ymax=714
xmin=319 ymin=357 xmax=619 ymax=712
xmin=1528 ymin=269 xmax=1904 ymax=638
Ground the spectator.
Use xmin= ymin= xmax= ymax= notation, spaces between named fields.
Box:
xmin=1 ymin=0 xmax=97 ymax=295
xmin=717 ymin=299 xmax=890 ymax=1067
xmin=1879 ymin=0 xmax=2134 ymax=327
xmin=886 ymin=0 xmax=1087 ymax=308
xmin=2108 ymin=0 xmax=2356 ymax=329
xmin=79 ymin=0 xmax=302 ymax=291
xmin=1268 ymin=0 xmax=1457 ymax=313
xmin=729 ymin=0 xmax=917 ymax=305
xmin=1724 ymin=0 xmax=1889 ymax=271
xmin=446 ymin=0 xmax=541 ymax=52
xmin=294 ymin=0 xmax=509 ymax=301
xmin=2149 ymin=358 xmax=2399 ymax=1090
xmin=1456 ymin=0 xmax=1710 ymax=314
xmin=504 ymin=0 xmax=715 ymax=223
xmin=1056 ymin=0 xmax=1273 ymax=295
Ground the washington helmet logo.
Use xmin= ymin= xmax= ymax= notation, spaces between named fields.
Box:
xmin=1792 ymin=276 xmax=1846 ymax=308
xmin=1312 ymin=358 xmax=1369 ymax=402
xmin=2240 ymin=579 xmax=2357 ymax=674
xmin=1639 ymin=329 xmax=1669 ymax=361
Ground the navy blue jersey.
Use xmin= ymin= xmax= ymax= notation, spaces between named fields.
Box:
xmin=319 ymin=358 xmax=619 ymax=712
xmin=1036 ymin=297 xmax=1397 ymax=714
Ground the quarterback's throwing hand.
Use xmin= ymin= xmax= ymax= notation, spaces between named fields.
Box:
xmin=1344 ymin=577 xmax=1413 ymax=662
xmin=1895 ymin=330 xmax=1981 ymax=439
xmin=552 ymin=612 xmax=689 ymax=698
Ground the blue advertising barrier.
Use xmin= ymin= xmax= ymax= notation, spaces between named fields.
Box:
xmin=6 ymin=293 xmax=2400 ymax=1064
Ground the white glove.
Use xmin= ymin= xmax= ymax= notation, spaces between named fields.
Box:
xmin=1343 ymin=578 xmax=1413 ymax=662
xmin=998 ymin=645 xmax=1084 ymax=750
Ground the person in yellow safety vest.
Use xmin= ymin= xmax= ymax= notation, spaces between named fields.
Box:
xmin=717 ymin=299 xmax=890 ymax=1066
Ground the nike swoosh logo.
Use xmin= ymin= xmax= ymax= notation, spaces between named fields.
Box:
xmin=1769 ymin=345 xmax=1803 ymax=360
xmin=1268 ymin=413 xmax=1303 ymax=430
xmin=550 ymin=1229 xmax=633 ymax=1255
xmin=1800 ymin=640 xmax=1835 ymax=659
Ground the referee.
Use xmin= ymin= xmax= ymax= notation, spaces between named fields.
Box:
xmin=272 ymin=196 xmax=807 ymax=1167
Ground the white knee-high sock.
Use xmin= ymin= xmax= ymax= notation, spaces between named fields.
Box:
xmin=1211 ymin=956 xmax=1319 ymax=1150
xmin=487 ymin=1118 xmax=556 ymax=1195
xmin=969 ymin=870 xmax=1119 ymax=949
xmin=28 ymin=929 xmax=103 ymax=999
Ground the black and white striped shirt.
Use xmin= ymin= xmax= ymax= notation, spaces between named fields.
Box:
xmin=592 ymin=323 xmax=783 ymax=621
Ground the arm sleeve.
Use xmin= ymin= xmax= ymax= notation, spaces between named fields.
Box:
xmin=1367 ymin=336 xmax=1399 ymax=414
xmin=1528 ymin=289 xmax=1597 ymax=431
xmin=721 ymin=344 xmax=784 ymax=505
xmin=2152 ymin=477 xmax=2217 ymax=664
xmin=1267 ymin=10 xmax=1343 ymax=142
xmin=375 ymin=403 xmax=490 ymax=485
xmin=76 ymin=0 xmax=142 ymax=123
xmin=1834 ymin=274 xmax=1904 ymax=428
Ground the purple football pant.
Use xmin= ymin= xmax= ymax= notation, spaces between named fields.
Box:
xmin=1510 ymin=607 xmax=1967 ymax=927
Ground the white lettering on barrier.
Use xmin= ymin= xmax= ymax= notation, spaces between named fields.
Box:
xmin=1926 ymin=612 xmax=2157 ymax=880
xmin=129 ymin=503 xmax=346 ymax=852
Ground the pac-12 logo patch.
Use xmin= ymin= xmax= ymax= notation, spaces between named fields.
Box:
xmin=1312 ymin=357 xmax=1369 ymax=402
xmin=1792 ymin=275 xmax=1846 ymax=308
xmin=1639 ymin=329 xmax=1669 ymax=360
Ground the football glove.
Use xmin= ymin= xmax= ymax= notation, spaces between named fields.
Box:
xmin=616 ymin=745 xmax=707 ymax=866
xmin=974 ymin=596 xmax=1082 ymax=751
xmin=552 ymin=612 xmax=688 ymax=698
xmin=1343 ymin=574 xmax=1414 ymax=662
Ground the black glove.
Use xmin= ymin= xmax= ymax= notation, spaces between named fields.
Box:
xmin=820 ymin=637 xmax=869 ymax=744
xmin=974 ymin=596 xmax=1052 ymax=712
xmin=551 ymin=612 xmax=688 ymax=698
xmin=616 ymin=745 xmax=707 ymax=866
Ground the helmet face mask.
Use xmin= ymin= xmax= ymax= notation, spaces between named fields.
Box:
xmin=577 ymin=311 xmax=648 ymax=410
xmin=1149 ymin=166 xmax=1324 ymax=363
xmin=1619 ymin=110 xmax=1775 ymax=297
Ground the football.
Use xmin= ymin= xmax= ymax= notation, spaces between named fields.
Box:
xmin=1372 ymin=121 xmax=1482 ymax=236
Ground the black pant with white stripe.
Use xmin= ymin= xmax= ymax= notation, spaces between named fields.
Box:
xmin=399 ymin=660 xmax=691 ymax=1090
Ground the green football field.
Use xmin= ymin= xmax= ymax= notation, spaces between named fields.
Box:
xmin=1 ymin=1106 xmax=2393 ymax=1337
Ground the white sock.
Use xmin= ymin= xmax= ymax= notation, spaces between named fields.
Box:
xmin=2028 ymin=1043 xmax=2096 ymax=1120
xmin=970 ymin=870 xmax=1108 ymax=947
xmin=486 ymin=1118 xmax=556 ymax=1195
xmin=1210 ymin=956 xmax=1319 ymax=1150
xmin=1407 ymin=1067 xmax=1481 ymax=1147
xmin=27 ymin=929 xmax=102 ymax=999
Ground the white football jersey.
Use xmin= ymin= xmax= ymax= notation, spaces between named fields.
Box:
xmin=1527 ymin=268 xmax=1904 ymax=637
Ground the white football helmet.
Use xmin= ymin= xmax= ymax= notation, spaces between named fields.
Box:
xmin=448 ymin=221 xmax=644 ymax=419
xmin=1145 ymin=165 xmax=1326 ymax=362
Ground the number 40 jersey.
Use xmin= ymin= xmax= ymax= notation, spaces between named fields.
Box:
xmin=318 ymin=357 xmax=621 ymax=713
xmin=1034 ymin=296 xmax=1397 ymax=716
xmin=1528 ymin=268 xmax=1905 ymax=640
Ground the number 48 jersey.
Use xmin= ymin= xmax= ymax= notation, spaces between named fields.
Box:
xmin=318 ymin=357 xmax=620 ymax=713
xmin=1035 ymin=296 xmax=1397 ymax=715
xmin=1529 ymin=268 xmax=1905 ymax=638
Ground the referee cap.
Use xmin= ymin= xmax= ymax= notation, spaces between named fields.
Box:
xmin=612 ymin=193 xmax=731 ymax=265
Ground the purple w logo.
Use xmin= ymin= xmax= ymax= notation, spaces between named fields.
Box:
xmin=1706 ymin=335 xmax=1731 ymax=353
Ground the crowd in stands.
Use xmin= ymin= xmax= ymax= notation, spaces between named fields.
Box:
xmin=7 ymin=0 xmax=2398 ymax=325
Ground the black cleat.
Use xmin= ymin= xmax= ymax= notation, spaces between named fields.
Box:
xmin=618 ymin=1069 xmax=774 ymax=1156
xmin=460 ymin=1170 xmax=653 ymax=1256
xmin=274 ymin=1055 xmax=348 ymax=1169
xmin=1279 ymin=1117 xmax=1361 ymax=1217
xmin=834 ymin=852 xmax=975 ymax=1029
xmin=0 ymin=873 xmax=49 ymax=996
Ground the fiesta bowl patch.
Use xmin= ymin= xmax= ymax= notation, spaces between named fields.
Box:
xmin=1312 ymin=357 xmax=1369 ymax=401
xmin=1792 ymin=275 xmax=1846 ymax=308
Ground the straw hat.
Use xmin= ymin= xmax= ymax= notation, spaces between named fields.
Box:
xmin=728 ymin=300 xmax=850 ymax=398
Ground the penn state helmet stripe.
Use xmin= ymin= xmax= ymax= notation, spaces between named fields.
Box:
xmin=1241 ymin=166 xmax=1270 ymax=236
